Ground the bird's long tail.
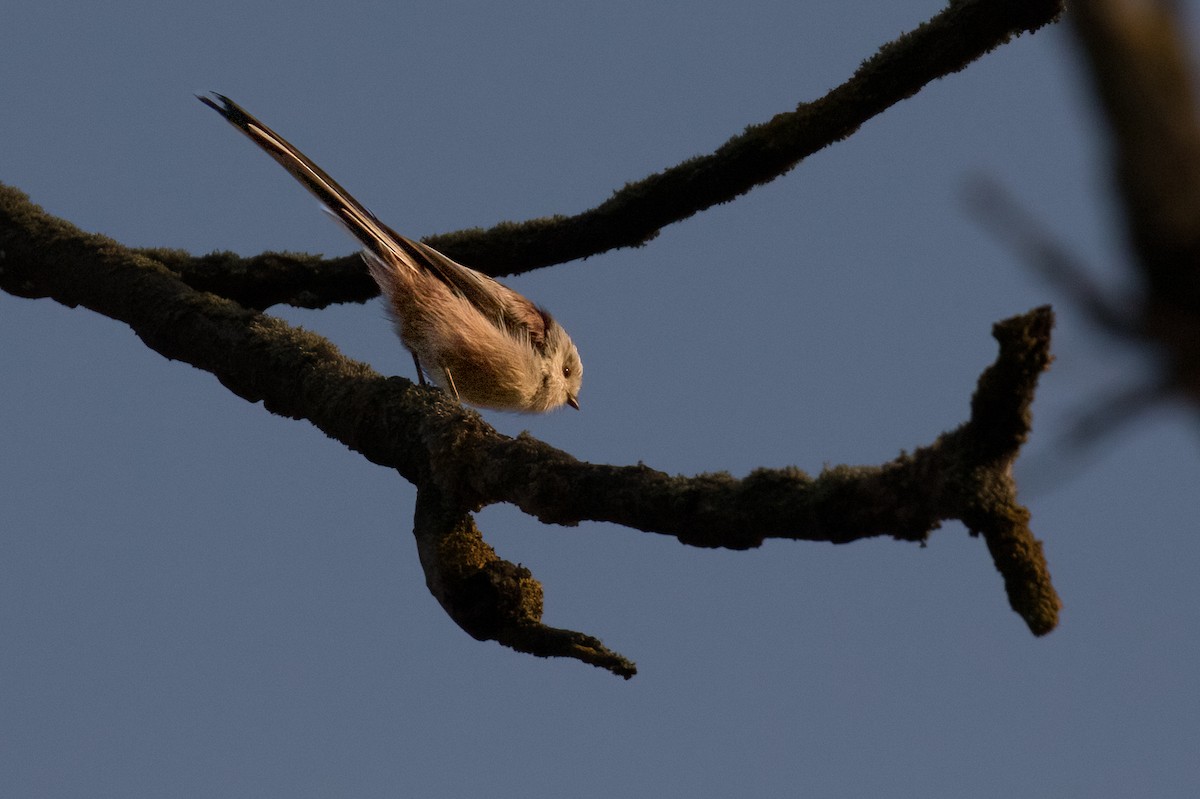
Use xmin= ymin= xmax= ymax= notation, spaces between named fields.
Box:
xmin=198 ymin=93 xmax=423 ymax=276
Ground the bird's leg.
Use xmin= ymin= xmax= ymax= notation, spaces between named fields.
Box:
xmin=411 ymin=353 xmax=428 ymax=387
xmin=442 ymin=366 xmax=461 ymax=401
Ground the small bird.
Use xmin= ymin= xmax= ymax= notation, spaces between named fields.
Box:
xmin=199 ymin=93 xmax=582 ymax=413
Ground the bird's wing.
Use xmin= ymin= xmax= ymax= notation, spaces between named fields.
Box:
xmin=398 ymin=236 xmax=551 ymax=349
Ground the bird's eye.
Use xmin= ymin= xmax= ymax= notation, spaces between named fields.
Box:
xmin=562 ymin=365 xmax=572 ymax=378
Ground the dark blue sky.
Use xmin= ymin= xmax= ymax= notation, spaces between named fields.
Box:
xmin=4 ymin=1 xmax=1198 ymax=796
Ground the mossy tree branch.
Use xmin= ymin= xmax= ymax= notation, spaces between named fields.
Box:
xmin=1 ymin=185 xmax=1059 ymax=676
xmin=157 ymin=0 xmax=1064 ymax=312
xmin=1 ymin=0 xmax=1071 ymax=679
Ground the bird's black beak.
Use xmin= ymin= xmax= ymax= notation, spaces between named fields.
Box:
xmin=567 ymin=394 xmax=580 ymax=410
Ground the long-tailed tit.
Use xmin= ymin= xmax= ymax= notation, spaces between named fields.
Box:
xmin=199 ymin=93 xmax=582 ymax=413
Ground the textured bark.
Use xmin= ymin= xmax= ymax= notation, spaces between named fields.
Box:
xmin=1 ymin=0 xmax=1068 ymax=676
